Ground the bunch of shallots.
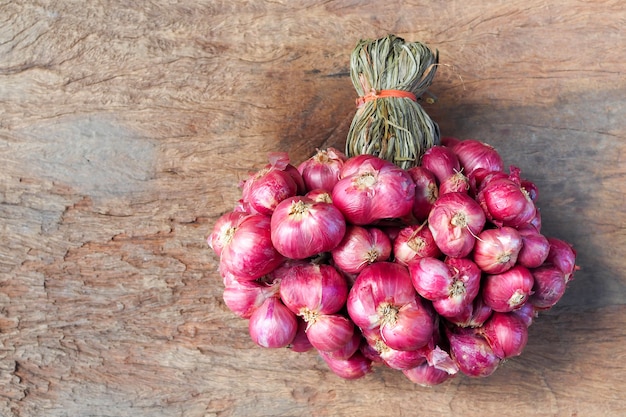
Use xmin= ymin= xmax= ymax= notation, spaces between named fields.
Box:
xmin=208 ymin=140 xmax=577 ymax=385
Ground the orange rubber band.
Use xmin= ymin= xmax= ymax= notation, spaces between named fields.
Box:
xmin=355 ymin=89 xmax=417 ymax=108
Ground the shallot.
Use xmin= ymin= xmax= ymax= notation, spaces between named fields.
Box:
xmin=428 ymin=192 xmax=486 ymax=258
xmin=482 ymin=265 xmax=535 ymax=312
xmin=248 ymin=296 xmax=298 ymax=349
xmin=208 ymin=139 xmax=577 ymax=384
xmin=447 ymin=327 xmax=500 ymax=377
xmin=393 ymin=224 xmax=441 ymax=266
xmin=331 ymin=226 xmax=392 ymax=273
xmin=480 ymin=311 xmax=529 ymax=359
xmin=473 ymin=227 xmax=523 ymax=274
xmin=270 ymin=196 xmax=346 ymax=259
xmin=332 ymin=155 xmax=415 ymax=224
xmin=219 ymin=214 xmax=285 ymax=281
xmin=298 ymin=147 xmax=346 ymax=192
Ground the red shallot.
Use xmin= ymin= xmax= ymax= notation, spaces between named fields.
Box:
xmin=448 ymin=295 xmax=493 ymax=328
xmin=319 ymin=350 xmax=372 ymax=380
xmin=546 ymin=237 xmax=578 ymax=283
xmin=407 ymin=166 xmax=438 ymax=222
xmin=332 ymin=155 xmax=415 ymax=225
xmin=447 ymin=327 xmax=500 ymax=377
xmin=393 ymin=224 xmax=441 ymax=266
xmin=331 ymin=226 xmax=392 ymax=273
xmin=439 ymin=171 xmax=470 ymax=195
xmin=529 ymin=264 xmax=567 ymax=309
xmin=325 ymin=329 xmax=362 ymax=360
xmin=477 ymin=167 xmax=536 ymax=228
xmin=270 ymin=196 xmax=346 ymax=259
xmin=480 ymin=311 xmax=529 ymax=359
xmin=482 ymin=265 xmax=535 ymax=312
xmin=305 ymin=314 xmax=354 ymax=352
xmin=420 ymin=145 xmax=461 ymax=184
xmin=289 ymin=318 xmax=314 ymax=353
xmin=278 ymin=263 xmax=348 ymax=315
xmin=452 ymin=139 xmax=504 ymax=177
xmin=409 ymin=257 xmax=481 ymax=318
xmin=473 ymin=227 xmax=523 ymax=274
xmin=207 ymin=211 xmax=249 ymax=258
xmin=428 ymin=192 xmax=486 ymax=258
xmin=222 ymin=277 xmax=279 ymax=319
xmin=219 ymin=214 xmax=285 ymax=281
xmin=516 ymin=225 xmax=550 ymax=269
xmin=298 ymin=147 xmax=346 ymax=192
xmin=347 ymin=262 xmax=417 ymax=331
xmin=241 ymin=153 xmax=301 ymax=216
xmin=248 ymin=296 xmax=298 ymax=349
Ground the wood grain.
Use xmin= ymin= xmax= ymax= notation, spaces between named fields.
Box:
xmin=1 ymin=1 xmax=625 ymax=416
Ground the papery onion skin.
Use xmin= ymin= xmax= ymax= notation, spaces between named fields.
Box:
xmin=480 ymin=312 xmax=529 ymax=359
xmin=452 ymin=139 xmax=504 ymax=177
xmin=407 ymin=167 xmax=439 ymax=222
xmin=305 ymin=314 xmax=354 ymax=352
xmin=279 ymin=263 xmax=348 ymax=315
xmin=447 ymin=327 xmax=501 ymax=378
xmin=298 ymin=147 xmax=346 ymax=193
xmin=207 ymin=211 xmax=249 ymax=258
xmin=248 ymin=297 xmax=298 ymax=349
xmin=220 ymin=214 xmax=285 ymax=281
xmin=482 ymin=266 xmax=535 ymax=312
xmin=425 ymin=345 xmax=460 ymax=375
xmin=403 ymin=362 xmax=455 ymax=387
xmin=319 ymin=350 xmax=372 ymax=380
xmin=331 ymin=226 xmax=392 ymax=274
xmin=421 ymin=145 xmax=461 ymax=184
xmin=473 ymin=227 xmax=523 ymax=274
xmin=529 ymin=265 xmax=567 ymax=309
xmin=332 ymin=156 xmax=416 ymax=225
xmin=393 ymin=224 xmax=441 ymax=266
xmin=347 ymin=262 xmax=417 ymax=331
xmin=270 ymin=196 xmax=346 ymax=259
xmin=428 ymin=192 xmax=486 ymax=258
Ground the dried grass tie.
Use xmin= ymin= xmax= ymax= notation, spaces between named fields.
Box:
xmin=346 ymin=35 xmax=440 ymax=169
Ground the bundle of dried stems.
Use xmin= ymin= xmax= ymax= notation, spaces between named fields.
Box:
xmin=346 ymin=35 xmax=440 ymax=169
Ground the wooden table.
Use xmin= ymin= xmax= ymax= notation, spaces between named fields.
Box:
xmin=1 ymin=1 xmax=625 ymax=416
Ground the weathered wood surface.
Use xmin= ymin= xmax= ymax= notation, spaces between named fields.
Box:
xmin=1 ymin=1 xmax=625 ymax=416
